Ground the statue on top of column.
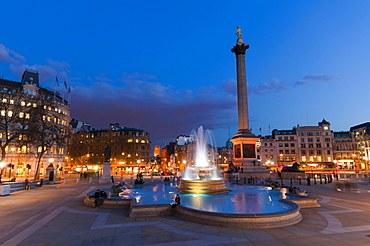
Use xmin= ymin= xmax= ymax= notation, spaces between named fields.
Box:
xmin=236 ymin=26 xmax=244 ymax=45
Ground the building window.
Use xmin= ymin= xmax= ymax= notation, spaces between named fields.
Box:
xmin=279 ymin=143 xmax=283 ymax=147
xmin=279 ymin=150 xmax=283 ymax=154
xmin=292 ymin=156 xmax=297 ymax=161
xmin=285 ymin=143 xmax=289 ymax=147
xmin=285 ymin=157 xmax=290 ymax=161
xmin=301 ymin=144 xmax=306 ymax=148
xmin=309 ymin=150 xmax=314 ymax=155
xmin=308 ymin=144 xmax=314 ymax=148
xmin=301 ymin=138 xmax=305 ymax=142
xmin=290 ymin=143 xmax=295 ymax=147
xmin=291 ymin=150 xmax=296 ymax=154
xmin=325 ymin=138 xmax=330 ymax=142
xmin=308 ymin=138 xmax=313 ymax=142
xmin=285 ymin=150 xmax=289 ymax=154
xmin=309 ymin=156 xmax=314 ymax=162
xmin=301 ymin=156 xmax=306 ymax=162
xmin=316 ymin=143 xmax=321 ymax=148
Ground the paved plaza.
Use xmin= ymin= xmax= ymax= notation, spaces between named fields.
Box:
xmin=1 ymin=177 xmax=370 ymax=246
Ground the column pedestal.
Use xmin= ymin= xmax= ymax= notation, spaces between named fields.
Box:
xmin=99 ymin=162 xmax=112 ymax=184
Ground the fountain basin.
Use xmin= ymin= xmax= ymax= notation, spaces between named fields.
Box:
xmin=175 ymin=199 xmax=302 ymax=229
xmin=178 ymin=179 xmax=229 ymax=194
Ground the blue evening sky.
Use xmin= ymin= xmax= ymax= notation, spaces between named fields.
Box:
xmin=1 ymin=1 xmax=370 ymax=147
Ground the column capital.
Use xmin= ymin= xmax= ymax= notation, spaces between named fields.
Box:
xmin=231 ymin=43 xmax=250 ymax=55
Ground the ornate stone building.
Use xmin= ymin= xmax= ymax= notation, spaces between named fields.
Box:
xmin=0 ymin=70 xmax=71 ymax=179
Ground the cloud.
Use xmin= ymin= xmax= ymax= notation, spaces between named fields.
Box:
xmin=303 ymin=74 xmax=335 ymax=82
xmin=249 ymin=78 xmax=288 ymax=95
xmin=0 ymin=44 xmax=71 ymax=87
xmin=70 ymin=74 xmax=237 ymax=145
xmin=294 ymin=80 xmax=309 ymax=86
xmin=220 ymin=79 xmax=236 ymax=95
xmin=0 ymin=44 xmax=26 ymax=65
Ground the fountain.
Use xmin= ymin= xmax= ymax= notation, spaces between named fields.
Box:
xmin=178 ymin=126 xmax=229 ymax=194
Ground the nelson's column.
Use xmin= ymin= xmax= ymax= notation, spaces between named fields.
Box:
xmin=230 ymin=26 xmax=268 ymax=174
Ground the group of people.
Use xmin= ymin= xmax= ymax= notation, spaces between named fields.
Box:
xmin=135 ymin=173 xmax=145 ymax=184
xmin=93 ymin=189 xmax=108 ymax=208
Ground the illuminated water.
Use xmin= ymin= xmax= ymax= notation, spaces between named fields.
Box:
xmin=105 ymin=183 xmax=291 ymax=214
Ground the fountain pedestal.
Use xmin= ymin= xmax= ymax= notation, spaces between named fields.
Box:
xmin=179 ymin=179 xmax=229 ymax=194
xmin=179 ymin=165 xmax=229 ymax=194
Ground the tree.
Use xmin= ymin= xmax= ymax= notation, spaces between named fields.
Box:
xmin=0 ymin=90 xmax=32 ymax=163
xmin=23 ymin=96 xmax=71 ymax=180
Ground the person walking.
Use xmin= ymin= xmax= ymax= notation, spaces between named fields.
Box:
xmin=25 ymin=178 xmax=30 ymax=190
xmin=93 ymin=189 xmax=101 ymax=208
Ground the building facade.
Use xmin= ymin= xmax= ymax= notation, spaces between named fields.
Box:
xmin=258 ymin=119 xmax=370 ymax=173
xmin=68 ymin=122 xmax=151 ymax=175
xmin=0 ymin=70 xmax=71 ymax=179
xmin=350 ymin=122 xmax=370 ymax=170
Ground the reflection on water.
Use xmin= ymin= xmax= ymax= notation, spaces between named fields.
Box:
xmin=112 ymin=183 xmax=291 ymax=214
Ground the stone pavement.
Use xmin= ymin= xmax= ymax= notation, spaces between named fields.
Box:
xmin=0 ymin=177 xmax=370 ymax=246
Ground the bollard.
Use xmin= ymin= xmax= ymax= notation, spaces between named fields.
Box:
xmin=130 ymin=177 xmax=134 ymax=184
xmin=76 ymin=177 xmax=80 ymax=183
xmin=151 ymin=176 xmax=154 ymax=183
xmin=64 ymin=177 xmax=68 ymax=184
xmin=120 ymin=177 xmax=124 ymax=183
xmin=89 ymin=177 xmax=93 ymax=183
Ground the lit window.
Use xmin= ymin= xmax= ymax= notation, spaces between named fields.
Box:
xmin=33 ymin=103 xmax=37 ymax=107
xmin=135 ymin=139 xmax=139 ymax=143
xmin=21 ymin=101 xmax=25 ymax=106
xmin=141 ymin=140 xmax=146 ymax=143
xmin=301 ymin=156 xmax=306 ymax=162
xmin=2 ymin=98 xmax=7 ymax=103
xmin=19 ymin=112 xmax=24 ymax=118
xmin=128 ymin=139 xmax=133 ymax=143
xmin=1 ymin=110 xmax=5 ymax=116
xmin=9 ymin=100 xmax=14 ymax=104
xmin=8 ymin=111 xmax=13 ymax=117
xmin=25 ymin=113 xmax=30 ymax=119
xmin=27 ymin=102 xmax=31 ymax=107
